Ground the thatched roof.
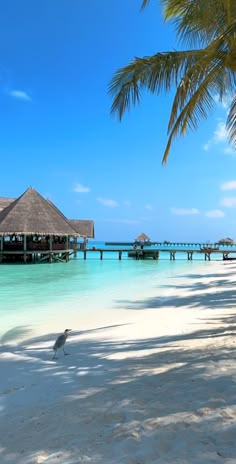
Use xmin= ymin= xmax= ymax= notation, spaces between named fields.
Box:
xmin=218 ymin=237 xmax=234 ymax=244
xmin=135 ymin=232 xmax=151 ymax=242
xmin=69 ymin=220 xmax=95 ymax=238
xmin=0 ymin=197 xmax=15 ymax=212
xmin=48 ymin=199 xmax=95 ymax=238
xmin=0 ymin=187 xmax=80 ymax=236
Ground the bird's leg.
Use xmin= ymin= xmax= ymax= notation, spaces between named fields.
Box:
xmin=53 ymin=350 xmax=58 ymax=360
xmin=63 ymin=347 xmax=69 ymax=356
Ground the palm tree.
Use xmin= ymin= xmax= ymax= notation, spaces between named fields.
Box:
xmin=109 ymin=0 xmax=236 ymax=164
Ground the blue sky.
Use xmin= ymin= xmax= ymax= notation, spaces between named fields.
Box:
xmin=0 ymin=0 xmax=235 ymax=242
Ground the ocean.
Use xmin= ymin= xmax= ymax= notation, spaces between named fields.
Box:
xmin=0 ymin=241 xmax=226 ymax=345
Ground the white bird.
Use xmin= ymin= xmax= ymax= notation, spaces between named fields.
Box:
xmin=53 ymin=329 xmax=71 ymax=359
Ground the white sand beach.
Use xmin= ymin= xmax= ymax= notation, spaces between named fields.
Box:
xmin=1 ymin=261 xmax=236 ymax=463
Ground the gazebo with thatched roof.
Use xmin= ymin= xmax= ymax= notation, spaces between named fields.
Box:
xmin=135 ymin=232 xmax=151 ymax=242
xmin=0 ymin=187 xmax=94 ymax=263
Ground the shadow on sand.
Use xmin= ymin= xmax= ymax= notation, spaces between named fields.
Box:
xmin=1 ymin=318 xmax=236 ymax=462
xmin=1 ymin=265 xmax=236 ymax=463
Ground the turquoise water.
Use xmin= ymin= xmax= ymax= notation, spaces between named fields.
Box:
xmin=0 ymin=241 xmax=222 ymax=343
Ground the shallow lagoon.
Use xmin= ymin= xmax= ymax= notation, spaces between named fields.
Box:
xmin=0 ymin=250 xmax=217 ymax=344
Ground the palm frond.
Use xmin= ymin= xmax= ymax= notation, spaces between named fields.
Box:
xmin=167 ymin=24 xmax=236 ymax=131
xmin=110 ymin=0 xmax=236 ymax=163
xmin=162 ymin=63 xmax=228 ymax=164
xmin=226 ymin=96 xmax=236 ymax=148
xmin=109 ymin=50 xmax=203 ymax=120
xmin=162 ymin=0 xmax=231 ymax=46
xmin=140 ymin=0 xmax=151 ymax=10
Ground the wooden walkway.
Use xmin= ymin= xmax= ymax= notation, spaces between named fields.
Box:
xmin=105 ymin=241 xmax=236 ymax=248
xmin=74 ymin=248 xmax=236 ymax=261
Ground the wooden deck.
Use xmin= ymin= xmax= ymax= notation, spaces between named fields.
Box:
xmin=127 ymin=250 xmax=159 ymax=260
xmin=106 ymin=241 xmax=236 ymax=247
xmin=2 ymin=246 xmax=235 ymax=263
xmin=0 ymin=249 xmax=73 ymax=263
xmin=75 ymin=248 xmax=236 ymax=261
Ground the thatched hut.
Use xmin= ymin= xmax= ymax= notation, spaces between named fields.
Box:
xmin=0 ymin=187 xmax=94 ymax=263
xmin=218 ymin=237 xmax=234 ymax=245
xmin=135 ymin=232 xmax=151 ymax=242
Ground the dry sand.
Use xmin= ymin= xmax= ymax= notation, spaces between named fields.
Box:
xmin=1 ymin=261 xmax=236 ymax=463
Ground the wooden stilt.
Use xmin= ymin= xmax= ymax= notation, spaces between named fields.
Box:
xmin=0 ymin=236 xmax=3 ymax=263
xmin=73 ymin=237 xmax=77 ymax=258
xmin=49 ymin=236 xmax=53 ymax=263
xmin=23 ymin=235 xmax=27 ymax=263
xmin=66 ymin=236 xmax=69 ymax=260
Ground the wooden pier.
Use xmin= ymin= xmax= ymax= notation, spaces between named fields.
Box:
xmin=74 ymin=248 xmax=159 ymax=260
xmin=105 ymin=241 xmax=236 ymax=248
xmin=75 ymin=247 xmax=236 ymax=261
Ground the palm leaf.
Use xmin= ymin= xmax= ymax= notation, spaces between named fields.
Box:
xmin=142 ymin=1 xmax=236 ymax=46
xmin=226 ymin=96 xmax=236 ymax=148
xmin=140 ymin=0 xmax=151 ymax=9
xmin=109 ymin=50 xmax=203 ymax=120
xmin=164 ymin=0 xmax=228 ymax=47
xmin=162 ymin=61 xmax=228 ymax=163
xmin=167 ymin=25 xmax=236 ymax=130
xmin=111 ymin=0 xmax=236 ymax=162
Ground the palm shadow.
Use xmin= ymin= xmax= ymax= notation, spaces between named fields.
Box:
xmin=1 ymin=311 xmax=236 ymax=463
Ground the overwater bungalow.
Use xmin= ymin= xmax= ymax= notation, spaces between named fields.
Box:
xmin=0 ymin=187 xmax=94 ymax=264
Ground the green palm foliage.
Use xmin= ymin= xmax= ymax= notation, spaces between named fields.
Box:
xmin=109 ymin=0 xmax=236 ymax=163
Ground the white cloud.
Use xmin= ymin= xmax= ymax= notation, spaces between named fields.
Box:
xmin=220 ymin=197 xmax=236 ymax=207
xmin=223 ymin=146 xmax=235 ymax=155
xmin=170 ymin=207 xmax=200 ymax=216
xmin=214 ymin=122 xmax=228 ymax=141
xmin=205 ymin=209 xmax=225 ymax=218
xmin=145 ymin=204 xmax=153 ymax=211
xmin=213 ymin=95 xmax=230 ymax=109
xmin=8 ymin=89 xmax=32 ymax=101
xmin=203 ymin=142 xmax=210 ymax=151
xmin=73 ymin=183 xmax=90 ymax=193
xmin=97 ymin=197 xmax=118 ymax=207
xmin=203 ymin=121 xmax=229 ymax=151
xmin=220 ymin=180 xmax=236 ymax=191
